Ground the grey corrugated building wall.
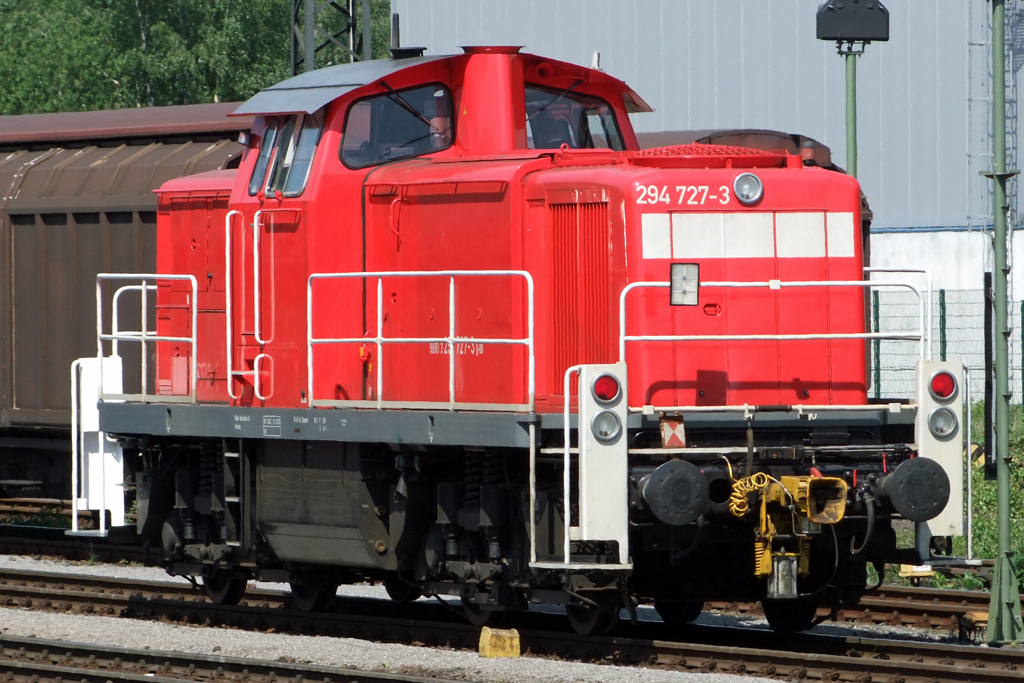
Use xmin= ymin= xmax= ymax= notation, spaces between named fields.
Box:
xmin=393 ymin=0 xmax=994 ymax=232
xmin=393 ymin=0 xmax=1023 ymax=402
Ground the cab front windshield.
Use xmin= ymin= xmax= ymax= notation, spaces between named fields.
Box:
xmin=525 ymin=85 xmax=624 ymax=151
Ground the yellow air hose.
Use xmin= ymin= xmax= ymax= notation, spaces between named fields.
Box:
xmin=728 ymin=471 xmax=770 ymax=517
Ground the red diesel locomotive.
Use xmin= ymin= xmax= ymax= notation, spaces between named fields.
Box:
xmin=70 ymin=47 xmax=964 ymax=635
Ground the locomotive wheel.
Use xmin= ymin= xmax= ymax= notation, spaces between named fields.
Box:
xmin=461 ymin=597 xmax=504 ymax=627
xmin=384 ymin=576 xmax=422 ymax=603
xmin=565 ymin=600 xmax=620 ymax=636
xmin=289 ymin=580 xmax=339 ymax=612
xmin=762 ymin=598 xmax=819 ymax=635
xmin=654 ymin=599 xmax=704 ymax=627
xmin=203 ymin=570 xmax=247 ymax=606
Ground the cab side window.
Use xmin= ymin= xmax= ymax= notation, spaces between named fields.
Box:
xmin=340 ymin=84 xmax=454 ymax=169
xmin=247 ymin=110 xmax=324 ymax=197
xmin=247 ymin=120 xmax=278 ymax=195
xmin=525 ymin=86 xmax=624 ymax=151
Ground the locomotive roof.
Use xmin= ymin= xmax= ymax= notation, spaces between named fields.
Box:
xmin=233 ymin=52 xmax=652 ymax=117
xmin=233 ymin=55 xmax=448 ymax=117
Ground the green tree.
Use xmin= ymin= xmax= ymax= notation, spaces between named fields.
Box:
xmin=0 ymin=0 xmax=392 ymax=115
xmin=0 ymin=0 xmax=119 ymax=114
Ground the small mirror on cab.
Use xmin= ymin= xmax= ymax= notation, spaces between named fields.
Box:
xmin=670 ymin=263 xmax=700 ymax=306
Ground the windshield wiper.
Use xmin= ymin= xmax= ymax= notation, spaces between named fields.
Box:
xmin=527 ymin=79 xmax=584 ymax=122
xmin=380 ymin=80 xmax=433 ymax=128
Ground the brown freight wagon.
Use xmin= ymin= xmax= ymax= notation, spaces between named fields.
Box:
xmin=0 ymin=104 xmax=251 ymax=497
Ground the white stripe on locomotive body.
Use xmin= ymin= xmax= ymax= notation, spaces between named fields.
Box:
xmin=640 ymin=211 xmax=858 ymax=259
xmin=825 ymin=212 xmax=856 ymax=257
xmin=776 ymin=212 xmax=826 ymax=257
xmin=641 ymin=213 xmax=671 ymax=258
xmin=722 ymin=212 xmax=774 ymax=258
xmin=672 ymin=212 xmax=724 ymax=258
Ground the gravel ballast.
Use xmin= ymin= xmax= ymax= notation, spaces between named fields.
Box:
xmin=0 ymin=553 xmax=959 ymax=682
xmin=0 ymin=607 xmax=769 ymax=683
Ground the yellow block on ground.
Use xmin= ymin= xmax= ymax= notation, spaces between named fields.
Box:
xmin=898 ymin=564 xmax=935 ymax=579
xmin=478 ymin=626 xmax=520 ymax=658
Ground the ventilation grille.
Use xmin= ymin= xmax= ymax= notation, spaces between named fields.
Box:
xmin=549 ymin=201 xmax=611 ymax=393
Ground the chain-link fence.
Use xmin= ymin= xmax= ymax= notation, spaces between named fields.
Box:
xmin=872 ymin=288 xmax=1013 ymax=404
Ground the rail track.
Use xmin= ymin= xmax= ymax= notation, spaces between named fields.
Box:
xmin=708 ymin=584 xmax=992 ymax=633
xmin=0 ymin=567 xmax=1020 ymax=683
xmin=0 ymin=632 xmax=451 ymax=683
xmin=0 ymin=529 xmax=994 ymax=634
xmin=0 ymin=527 xmax=158 ymax=564
xmin=0 ymin=499 xmax=88 ymax=522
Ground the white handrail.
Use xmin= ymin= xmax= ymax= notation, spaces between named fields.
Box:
xmin=864 ymin=267 xmax=933 ymax=360
xmin=97 ymin=273 xmax=198 ymax=402
xmin=252 ymin=210 xmax=272 ymax=345
xmin=70 ymin=359 xmax=82 ymax=534
xmin=619 ymin=279 xmax=928 ymax=362
xmin=225 ymin=210 xmax=243 ymax=399
xmin=224 ymin=211 xmax=269 ymax=402
xmin=111 ymin=284 xmax=157 ymax=357
xmin=307 ymin=270 xmax=535 ymax=411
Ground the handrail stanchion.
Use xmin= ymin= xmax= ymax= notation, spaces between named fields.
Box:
xmin=526 ymin=276 xmax=535 ymax=409
xmin=306 ymin=275 xmax=314 ymax=406
xmin=563 ymin=366 xmax=581 ymax=564
xmin=70 ymin=360 xmax=82 ymax=534
xmin=96 ymin=278 xmax=104 ymax=403
xmin=376 ymin=277 xmax=384 ymax=409
xmin=141 ymin=278 xmax=148 ymax=400
xmin=448 ymin=276 xmax=456 ymax=410
xmin=191 ymin=276 xmax=198 ymax=400
xmin=528 ymin=422 xmax=537 ymax=564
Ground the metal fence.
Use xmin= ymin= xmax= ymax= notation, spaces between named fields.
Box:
xmin=872 ymin=288 xmax=1005 ymax=404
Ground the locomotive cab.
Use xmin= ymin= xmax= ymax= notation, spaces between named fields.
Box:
xmin=72 ymin=46 xmax=964 ymax=636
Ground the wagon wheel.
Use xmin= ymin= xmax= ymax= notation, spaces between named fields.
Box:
xmin=289 ymin=580 xmax=339 ymax=612
xmin=762 ymin=598 xmax=819 ymax=635
xmin=384 ymin=575 xmax=422 ymax=603
xmin=203 ymin=570 xmax=247 ymax=606
xmin=461 ymin=597 xmax=505 ymax=627
xmin=654 ymin=599 xmax=705 ymax=627
xmin=565 ymin=598 xmax=620 ymax=636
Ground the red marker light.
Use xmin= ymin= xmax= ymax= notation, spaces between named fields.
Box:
xmin=930 ymin=372 xmax=956 ymax=400
xmin=593 ymin=375 xmax=620 ymax=403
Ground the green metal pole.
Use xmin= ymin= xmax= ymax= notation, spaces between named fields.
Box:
xmin=846 ymin=52 xmax=857 ymax=178
xmin=939 ymin=289 xmax=947 ymax=362
xmin=987 ymin=0 xmax=1024 ymax=645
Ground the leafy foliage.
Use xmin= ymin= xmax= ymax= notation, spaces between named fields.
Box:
xmin=961 ymin=401 xmax=1024 ymax=585
xmin=0 ymin=0 xmax=392 ymax=115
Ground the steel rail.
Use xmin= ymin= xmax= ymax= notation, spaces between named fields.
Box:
xmin=0 ymin=633 xmax=450 ymax=683
xmin=0 ymin=567 xmax=1016 ymax=683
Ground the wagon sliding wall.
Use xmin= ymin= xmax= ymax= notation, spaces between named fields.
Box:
xmin=0 ymin=104 xmax=249 ymax=497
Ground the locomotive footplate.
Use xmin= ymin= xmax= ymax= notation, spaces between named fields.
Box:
xmin=98 ymin=402 xmax=539 ymax=448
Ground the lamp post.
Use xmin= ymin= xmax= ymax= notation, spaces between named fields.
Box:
xmin=984 ymin=0 xmax=1024 ymax=645
xmin=816 ymin=0 xmax=888 ymax=178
